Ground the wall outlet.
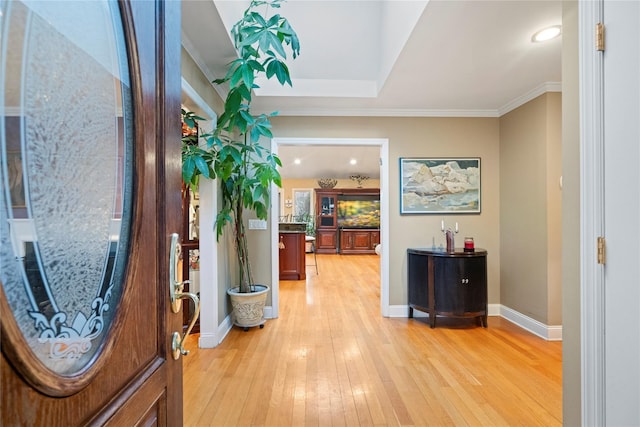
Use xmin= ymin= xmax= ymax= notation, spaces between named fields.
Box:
xmin=248 ymin=219 xmax=267 ymax=230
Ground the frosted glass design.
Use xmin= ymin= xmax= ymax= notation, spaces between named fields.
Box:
xmin=0 ymin=1 xmax=132 ymax=375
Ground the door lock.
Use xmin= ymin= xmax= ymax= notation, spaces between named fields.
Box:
xmin=169 ymin=233 xmax=200 ymax=360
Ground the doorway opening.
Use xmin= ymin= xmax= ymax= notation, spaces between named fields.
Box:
xmin=270 ymin=137 xmax=390 ymax=319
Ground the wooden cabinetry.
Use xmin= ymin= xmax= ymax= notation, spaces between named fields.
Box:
xmin=315 ymin=190 xmax=338 ymax=253
xmin=340 ymin=228 xmax=380 ymax=254
xmin=279 ymin=232 xmax=306 ymax=280
xmin=314 ymin=188 xmax=380 ymax=254
xmin=407 ymin=248 xmax=487 ymax=328
xmin=316 ymin=229 xmax=338 ymax=252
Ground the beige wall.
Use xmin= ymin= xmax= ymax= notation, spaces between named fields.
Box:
xmin=271 ymin=116 xmax=501 ymax=306
xmin=546 ymin=93 xmax=563 ymax=325
xmin=561 ymin=0 xmax=581 ymax=424
xmin=499 ymin=93 xmax=562 ymax=324
xmin=181 ymin=48 xmax=223 ymax=116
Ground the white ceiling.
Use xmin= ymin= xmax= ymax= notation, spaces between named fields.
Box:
xmin=276 ymin=144 xmax=382 ymax=180
xmin=181 ymin=0 xmax=562 ymax=180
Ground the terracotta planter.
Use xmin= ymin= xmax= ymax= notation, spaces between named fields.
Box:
xmin=227 ymin=285 xmax=269 ymax=330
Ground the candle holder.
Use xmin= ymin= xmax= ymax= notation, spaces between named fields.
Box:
xmin=440 ymin=219 xmax=459 ymax=252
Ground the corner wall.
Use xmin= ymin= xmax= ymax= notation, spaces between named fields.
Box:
xmin=499 ymin=93 xmax=562 ymax=325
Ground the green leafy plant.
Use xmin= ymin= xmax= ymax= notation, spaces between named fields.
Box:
xmin=299 ymin=213 xmax=315 ymax=237
xmin=181 ymin=0 xmax=299 ymax=293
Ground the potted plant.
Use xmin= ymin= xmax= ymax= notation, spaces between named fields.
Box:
xmin=181 ymin=0 xmax=300 ymax=330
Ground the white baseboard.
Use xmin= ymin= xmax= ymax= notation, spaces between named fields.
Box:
xmin=388 ymin=304 xmax=418 ymax=317
xmin=264 ymin=305 xmax=274 ymax=319
xmin=500 ymin=305 xmax=562 ymax=341
xmin=389 ymin=304 xmax=560 ymax=341
xmin=198 ymin=332 xmax=218 ymax=348
xmin=487 ymin=303 xmax=501 ymax=316
xmin=388 ymin=303 xmax=501 ymax=318
xmin=198 ymin=315 xmax=233 ymax=349
xmin=204 ymin=305 xmax=276 ymax=348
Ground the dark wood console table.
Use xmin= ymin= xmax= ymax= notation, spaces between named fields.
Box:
xmin=407 ymin=248 xmax=488 ymax=328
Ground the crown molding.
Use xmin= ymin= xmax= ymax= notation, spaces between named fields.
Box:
xmin=267 ymin=108 xmax=501 ymax=118
xmin=497 ymin=82 xmax=562 ymax=116
xmin=263 ymin=82 xmax=562 ymax=118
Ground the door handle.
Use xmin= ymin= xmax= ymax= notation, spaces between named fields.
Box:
xmin=169 ymin=233 xmax=200 ymax=360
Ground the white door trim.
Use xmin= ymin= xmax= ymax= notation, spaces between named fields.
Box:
xmin=181 ymin=78 xmax=220 ymax=348
xmin=579 ymin=1 xmax=605 ymax=424
xmin=270 ymin=137 xmax=390 ymax=318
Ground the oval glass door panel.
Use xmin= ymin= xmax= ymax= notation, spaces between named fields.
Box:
xmin=0 ymin=0 xmax=133 ymax=375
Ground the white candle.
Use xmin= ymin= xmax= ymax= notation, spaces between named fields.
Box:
xmin=455 ymin=222 xmax=459 ymax=233
xmin=441 ymin=219 xmax=445 ymax=231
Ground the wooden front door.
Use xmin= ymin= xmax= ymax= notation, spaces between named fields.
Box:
xmin=0 ymin=1 xmax=185 ymax=425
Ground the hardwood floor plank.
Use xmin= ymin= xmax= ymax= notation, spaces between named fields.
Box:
xmin=183 ymin=254 xmax=562 ymax=426
xmin=333 ymin=337 xmax=364 ymax=426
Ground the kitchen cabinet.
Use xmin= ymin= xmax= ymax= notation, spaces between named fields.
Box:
xmin=279 ymin=232 xmax=306 ymax=280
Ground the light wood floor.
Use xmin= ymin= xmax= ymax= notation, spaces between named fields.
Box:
xmin=183 ymin=254 xmax=562 ymax=426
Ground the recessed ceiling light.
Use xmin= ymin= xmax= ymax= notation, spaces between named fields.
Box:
xmin=350 ymin=159 xmax=357 ymax=165
xmin=294 ymin=158 xmax=301 ymax=165
xmin=531 ymin=25 xmax=562 ymax=43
